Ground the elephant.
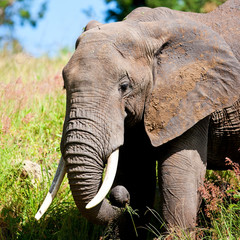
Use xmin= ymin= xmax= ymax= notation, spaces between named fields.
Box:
xmin=35 ymin=0 xmax=240 ymax=239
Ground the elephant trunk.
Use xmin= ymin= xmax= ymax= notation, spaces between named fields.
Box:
xmin=62 ymin=111 xmax=121 ymax=225
xmin=66 ymin=154 xmax=120 ymax=224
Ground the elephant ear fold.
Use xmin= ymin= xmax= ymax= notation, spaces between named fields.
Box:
xmin=143 ymin=18 xmax=240 ymax=147
xmin=84 ymin=20 xmax=103 ymax=32
xmin=75 ymin=20 xmax=103 ymax=49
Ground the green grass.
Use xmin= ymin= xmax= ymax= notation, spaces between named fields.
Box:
xmin=0 ymin=50 xmax=105 ymax=239
xmin=0 ymin=50 xmax=239 ymax=239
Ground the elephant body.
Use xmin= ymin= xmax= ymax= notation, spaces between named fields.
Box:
xmin=208 ymin=99 xmax=240 ymax=169
xmin=38 ymin=0 xmax=240 ymax=239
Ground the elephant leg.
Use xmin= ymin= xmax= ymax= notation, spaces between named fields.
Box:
xmin=110 ymin=121 xmax=156 ymax=239
xmin=158 ymin=117 xmax=209 ymax=232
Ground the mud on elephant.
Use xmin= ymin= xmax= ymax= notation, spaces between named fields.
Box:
xmin=36 ymin=0 xmax=240 ymax=238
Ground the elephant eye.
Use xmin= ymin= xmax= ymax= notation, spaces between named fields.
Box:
xmin=120 ymin=82 xmax=129 ymax=92
xmin=119 ymin=80 xmax=132 ymax=96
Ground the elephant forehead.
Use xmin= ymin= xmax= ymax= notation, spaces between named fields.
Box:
xmin=76 ymin=41 xmax=116 ymax=59
xmin=65 ymin=41 xmax=119 ymax=71
xmin=79 ymin=22 xmax=145 ymax=58
xmin=63 ymin=48 xmax=125 ymax=91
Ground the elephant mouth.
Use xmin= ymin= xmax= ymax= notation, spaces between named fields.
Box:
xmin=35 ymin=149 xmax=120 ymax=220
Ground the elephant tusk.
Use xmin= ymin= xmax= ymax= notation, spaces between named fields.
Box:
xmin=35 ymin=157 xmax=66 ymax=220
xmin=86 ymin=149 xmax=119 ymax=209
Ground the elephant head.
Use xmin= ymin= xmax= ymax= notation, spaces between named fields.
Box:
xmin=35 ymin=5 xmax=240 ymax=229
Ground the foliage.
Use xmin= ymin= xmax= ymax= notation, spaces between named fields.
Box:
xmin=197 ymin=158 xmax=240 ymax=239
xmin=0 ymin=0 xmax=47 ymax=44
xmin=105 ymin=0 xmax=227 ymax=21
xmin=0 ymin=0 xmax=47 ymax=28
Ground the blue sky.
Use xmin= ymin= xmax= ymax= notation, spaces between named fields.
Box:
xmin=14 ymin=0 xmax=115 ymax=57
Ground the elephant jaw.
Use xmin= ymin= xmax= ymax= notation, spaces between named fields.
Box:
xmin=35 ymin=149 xmax=119 ymax=221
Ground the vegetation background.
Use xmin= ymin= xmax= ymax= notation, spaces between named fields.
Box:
xmin=0 ymin=0 xmax=239 ymax=239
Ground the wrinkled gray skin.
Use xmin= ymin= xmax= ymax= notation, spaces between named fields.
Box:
xmin=61 ymin=0 xmax=240 ymax=238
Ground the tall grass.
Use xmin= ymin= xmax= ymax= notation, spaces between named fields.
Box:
xmin=196 ymin=163 xmax=240 ymax=240
xmin=0 ymin=51 xmax=104 ymax=239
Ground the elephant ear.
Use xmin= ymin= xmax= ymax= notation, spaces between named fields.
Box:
xmin=84 ymin=20 xmax=103 ymax=31
xmin=75 ymin=20 xmax=103 ymax=49
xmin=143 ymin=16 xmax=240 ymax=147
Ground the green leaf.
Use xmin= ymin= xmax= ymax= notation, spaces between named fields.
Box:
xmin=19 ymin=8 xmax=30 ymax=19
xmin=0 ymin=0 xmax=9 ymax=8
xmin=233 ymin=193 xmax=240 ymax=199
